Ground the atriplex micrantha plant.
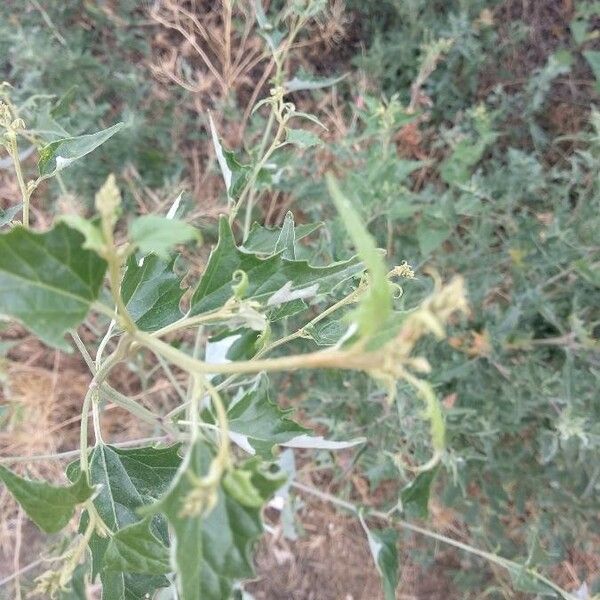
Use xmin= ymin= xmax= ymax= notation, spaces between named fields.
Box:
xmin=0 ymin=4 xmax=585 ymax=600
xmin=0 ymin=116 xmax=580 ymax=600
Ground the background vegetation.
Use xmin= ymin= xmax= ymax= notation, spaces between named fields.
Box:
xmin=0 ymin=1 xmax=599 ymax=598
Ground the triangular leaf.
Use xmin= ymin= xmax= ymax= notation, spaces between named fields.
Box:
xmin=121 ymin=254 xmax=185 ymax=331
xmin=190 ymin=217 xmax=363 ymax=316
xmin=38 ymin=122 xmax=124 ymax=179
xmin=0 ymin=467 xmax=93 ymax=533
xmin=0 ymin=222 xmax=107 ymax=349
xmin=214 ymin=374 xmax=308 ymax=457
xmin=244 ymin=220 xmax=321 ymax=255
xmin=104 ymin=518 xmax=170 ymax=575
xmin=400 ymin=466 xmax=439 ymax=519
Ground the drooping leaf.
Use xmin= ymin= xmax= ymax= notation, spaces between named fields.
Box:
xmin=326 ymin=173 xmax=392 ymax=339
xmin=0 ymin=222 xmax=107 ymax=349
xmin=104 ymin=518 xmax=170 ymax=575
xmin=0 ymin=204 xmax=22 ymax=228
xmin=190 ymin=217 xmax=363 ymax=316
xmin=143 ymin=440 xmax=284 ymax=600
xmin=360 ymin=515 xmax=399 ymax=600
xmin=0 ymin=467 xmax=94 ymax=533
xmin=130 ymin=216 xmax=199 ymax=259
xmin=38 ymin=122 xmax=124 ymax=179
xmin=207 ymin=374 xmax=308 ymax=457
xmin=400 ymin=466 xmax=439 ymax=519
xmin=67 ymin=444 xmax=181 ymax=599
xmin=121 ymin=254 xmax=185 ymax=331
xmin=279 ymin=435 xmax=366 ymax=450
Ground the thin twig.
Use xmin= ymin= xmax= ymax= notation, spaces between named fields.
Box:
xmin=0 ymin=435 xmax=172 ymax=465
xmin=291 ymin=481 xmax=577 ymax=600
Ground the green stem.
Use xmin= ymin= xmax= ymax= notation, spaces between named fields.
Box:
xmin=7 ymin=134 xmax=31 ymax=228
xmin=203 ymin=376 xmax=231 ymax=469
xmin=71 ymin=331 xmax=176 ymax=434
xmin=151 ymin=308 xmax=230 ymax=338
xmin=78 ymin=341 xmax=129 ymax=474
xmin=135 ymin=330 xmax=371 ymax=377
xmin=0 ymin=435 xmax=171 ymax=465
xmin=242 ymin=109 xmax=276 ymax=239
xmin=231 ymin=117 xmax=286 ymax=229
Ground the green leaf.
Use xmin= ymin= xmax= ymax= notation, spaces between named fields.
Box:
xmin=0 ymin=467 xmax=93 ymax=533
xmin=574 ymin=258 xmax=600 ymax=288
xmin=130 ymin=215 xmax=199 ymax=259
xmin=38 ymin=122 xmax=124 ymax=179
xmin=416 ymin=217 xmax=452 ymax=256
xmin=274 ymin=212 xmax=296 ymax=259
xmin=212 ymin=374 xmax=308 ymax=457
xmin=244 ymin=219 xmax=321 ymax=255
xmin=104 ymin=519 xmax=170 ymax=575
xmin=100 ymin=571 xmax=169 ymax=600
xmin=440 ymin=139 xmax=488 ymax=185
xmin=284 ymin=72 xmax=347 ymax=93
xmin=30 ymin=103 xmax=71 ymax=142
xmin=326 ymin=173 xmax=392 ymax=339
xmin=67 ymin=444 xmax=181 ymax=599
xmin=400 ymin=466 xmax=439 ymax=519
xmin=208 ymin=115 xmax=252 ymax=201
xmin=143 ymin=440 xmax=282 ymax=600
xmin=285 ymin=128 xmax=322 ymax=148
xmin=583 ymin=50 xmax=600 ymax=92
xmin=304 ymin=319 xmax=348 ymax=346
xmin=507 ymin=566 xmax=558 ymax=597
xmin=360 ymin=515 xmax=399 ymax=600
xmin=190 ymin=216 xmax=363 ymax=316
xmin=121 ymin=254 xmax=185 ymax=331
xmin=0 ymin=204 xmax=22 ymax=228
xmin=0 ymin=222 xmax=107 ymax=349
xmin=222 ymin=457 xmax=286 ymax=508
